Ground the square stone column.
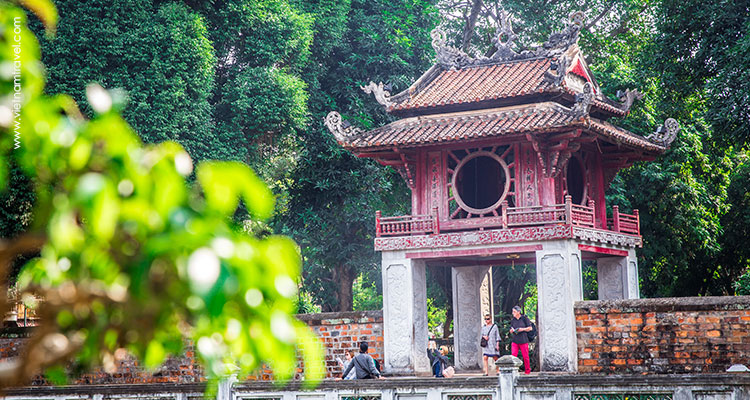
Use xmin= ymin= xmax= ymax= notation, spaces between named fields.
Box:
xmin=597 ymin=248 xmax=640 ymax=300
xmin=381 ymin=251 xmax=429 ymax=374
xmin=535 ymin=240 xmax=582 ymax=372
xmin=452 ymin=266 xmax=490 ymax=370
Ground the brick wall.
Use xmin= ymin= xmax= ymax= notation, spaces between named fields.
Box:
xmin=1 ymin=311 xmax=384 ymax=384
xmin=251 ymin=310 xmax=384 ymax=380
xmin=576 ymin=296 xmax=750 ymax=374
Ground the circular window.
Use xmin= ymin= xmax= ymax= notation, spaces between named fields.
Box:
xmin=566 ymin=156 xmax=586 ymax=205
xmin=452 ymin=151 xmax=510 ymax=215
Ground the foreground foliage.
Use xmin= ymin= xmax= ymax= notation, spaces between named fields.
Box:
xmin=0 ymin=2 xmax=322 ymax=387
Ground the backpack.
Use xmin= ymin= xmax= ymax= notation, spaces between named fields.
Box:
xmin=373 ymin=357 xmax=381 ymax=372
xmin=525 ymin=316 xmax=537 ymax=342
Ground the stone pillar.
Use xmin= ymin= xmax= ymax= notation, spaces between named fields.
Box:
xmin=535 ymin=240 xmax=582 ymax=372
xmin=452 ymin=266 xmax=489 ymax=370
xmin=597 ymin=248 xmax=640 ymax=300
xmin=496 ymin=355 xmax=521 ymax=400
xmin=480 ymin=268 xmax=494 ymax=319
xmin=381 ymin=251 xmax=430 ymax=374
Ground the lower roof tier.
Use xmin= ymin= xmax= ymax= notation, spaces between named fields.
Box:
xmin=338 ymin=101 xmax=664 ymax=154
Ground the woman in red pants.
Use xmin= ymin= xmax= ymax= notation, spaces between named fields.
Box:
xmin=509 ymin=306 xmax=532 ymax=374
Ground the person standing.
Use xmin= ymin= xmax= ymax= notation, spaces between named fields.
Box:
xmin=480 ymin=313 xmax=500 ymax=375
xmin=340 ymin=342 xmax=385 ymax=379
xmin=509 ymin=306 xmax=532 ymax=374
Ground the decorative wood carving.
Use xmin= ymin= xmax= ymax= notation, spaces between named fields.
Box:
xmin=428 ymin=152 xmax=442 ymax=212
xmin=361 ymin=81 xmax=393 ymax=107
xmin=394 ymin=164 xmax=416 ymax=189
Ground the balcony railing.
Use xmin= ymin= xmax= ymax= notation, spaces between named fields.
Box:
xmin=608 ymin=205 xmax=640 ymax=235
xmin=375 ymin=196 xmax=640 ymax=237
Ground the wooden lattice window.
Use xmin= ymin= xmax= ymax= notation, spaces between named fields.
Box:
xmin=447 ymin=145 xmax=516 ymax=219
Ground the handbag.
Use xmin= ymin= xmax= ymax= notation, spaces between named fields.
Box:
xmin=480 ymin=324 xmax=496 ymax=347
xmin=443 ymin=366 xmax=455 ymax=378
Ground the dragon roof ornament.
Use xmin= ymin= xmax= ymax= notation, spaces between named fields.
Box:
xmin=616 ymin=89 xmax=644 ymax=112
xmin=431 ymin=11 xmax=587 ymax=69
xmin=361 ymin=81 xmax=393 ymax=107
xmin=431 ymin=29 xmax=475 ymax=69
xmin=324 ymin=111 xmax=365 ymax=143
xmin=646 ymin=118 xmax=679 ymax=147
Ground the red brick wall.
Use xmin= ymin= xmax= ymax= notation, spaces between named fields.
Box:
xmin=576 ymin=296 xmax=750 ymax=374
xmin=1 ymin=310 xmax=383 ymax=384
xmin=251 ymin=310 xmax=384 ymax=380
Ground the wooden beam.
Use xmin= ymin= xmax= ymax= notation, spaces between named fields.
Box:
xmin=406 ymin=244 xmax=543 ymax=259
xmin=578 ymin=244 xmax=629 ymax=257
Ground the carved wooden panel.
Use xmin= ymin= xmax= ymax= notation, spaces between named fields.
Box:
xmin=428 ymin=151 xmax=443 ymax=217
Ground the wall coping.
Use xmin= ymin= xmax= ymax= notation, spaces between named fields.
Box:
xmin=517 ymin=373 xmax=750 ymax=387
xmin=575 ymin=296 xmax=750 ymax=313
xmin=3 ymin=383 xmax=206 ymax=396
xmin=6 ymin=374 xmax=750 ymax=396
xmin=295 ymin=310 xmax=383 ymax=324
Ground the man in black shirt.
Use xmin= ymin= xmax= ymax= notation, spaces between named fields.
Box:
xmin=341 ymin=342 xmax=385 ymax=379
xmin=509 ymin=306 xmax=532 ymax=374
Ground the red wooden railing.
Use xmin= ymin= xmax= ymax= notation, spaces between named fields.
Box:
xmin=375 ymin=197 xmax=638 ymax=237
xmin=608 ymin=205 xmax=640 ymax=235
xmin=376 ymin=207 xmax=440 ymax=237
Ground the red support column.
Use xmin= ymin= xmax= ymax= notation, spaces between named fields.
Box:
xmin=376 ymin=210 xmax=382 ymax=237
xmin=612 ymin=205 xmax=620 ymax=232
xmin=432 ymin=206 xmax=440 ymax=234
xmin=501 ymin=200 xmax=508 ymax=229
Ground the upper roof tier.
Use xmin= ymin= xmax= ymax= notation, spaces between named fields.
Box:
xmin=330 ymin=11 xmax=678 ymax=154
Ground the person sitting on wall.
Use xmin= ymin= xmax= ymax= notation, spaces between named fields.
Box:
xmin=339 ymin=342 xmax=385 ymax=379
xmin=427 ymin=340 xmax=454 ymax=378
xmin=336 ymin=350 xmax=356 ymax=380
xmin=480 ymin=313 xmax=500 ymax=375
xmin=509 ymin=306 xmax=532 ymax=375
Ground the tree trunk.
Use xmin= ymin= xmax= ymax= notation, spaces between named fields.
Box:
xmin=335 ymin=263 xmax=355 ymax=312
xmin=461 ymin=0 xmax=484 ymax=51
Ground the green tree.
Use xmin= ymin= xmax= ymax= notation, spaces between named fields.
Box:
xmin=0 ymin=2 xmax=322 ymax=387
xmin=276 ymin=0 xmax=439 ymax=311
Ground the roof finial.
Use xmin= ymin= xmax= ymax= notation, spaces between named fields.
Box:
xmin=324 ymin=111 xmax=365 ymax=143
xmin=491 ymin=9 xmax=520 ymax=61
xmin=646 ymin=118 xmax=679 ymax=147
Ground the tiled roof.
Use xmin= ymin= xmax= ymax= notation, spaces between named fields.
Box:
xmin=387 ymin=58 xmax=631 ymax=117
xmin=344 ymin=103 xmax=663 ymax=152
xmin=389 ymin=58 xmax=555 ymax=112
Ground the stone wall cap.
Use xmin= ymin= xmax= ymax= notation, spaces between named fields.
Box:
xmin=575 ymin=296 xmax=750 ymax=313
xmin=296 ymin=310 xmax=383 ymax=323
xmin=496 ymin=355 xmax=523 ymax=368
